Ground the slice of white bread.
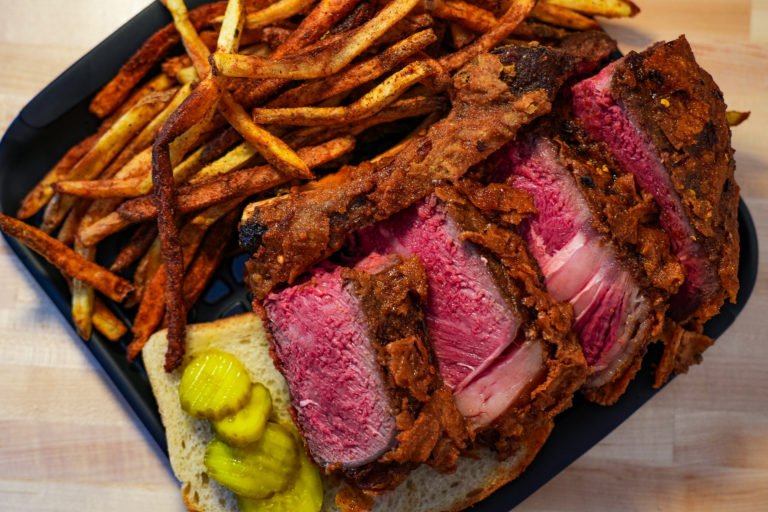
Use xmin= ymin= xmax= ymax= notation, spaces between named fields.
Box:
xmin=143 ymin=313 xmax=538 ymax=512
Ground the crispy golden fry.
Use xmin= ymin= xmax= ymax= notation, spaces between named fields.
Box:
xmin=17 ymin=134 xmax=98 ymax=219
xmin=268 ymin=29 xmax=437 ymax=109
xmin=100 ymin=85 xmax=192 ymax=181
xmin=439 ymin=0 xmax=535 ymax=71
xmin=219 ymin=93 xmax=312 ymax=178
xmin=726 ymin=111 xmax=751 ymax=127
xmin=252 ymin=59 xmax=441 ymax=126
xmin=236 ymin=0 xmax=315 ymax=29
xmin=42 ymin=91 xmax=171 ymax=232
xmin=111 ymin=223 xmax=158 ymax=273
xmin=89 ymin=2 xmax=226 ymax=118
xmin=176 ymin=65 xmax=200 ymax=85
xmin=531 ymin=2 xmax=601 ymax=30
xmin=72 ymin=242 xmax=96 ymax=340
xmin=107 ymin=75 xmax=177 ymax=127
xmin=0 ymin=214 xmax=133 ymax=302
xmin=212 ymin=0 xmax=421 ymax=80
xmin=164 ymin=0 xmax=217 ymax=75
xmin=56 ymin=148 xmax=152 ymax=199
xmin=217 ymin=0 xmax=245 ymax=53
xmin=189 ymin=142 xmax=259 ymax=184
xmin=92 ymin=298 xmax=128 ymax=342
xmin=543 ymin=0 xmax=639 ymax=18
xmin=432 ymin=0 xmax=496 ymax=33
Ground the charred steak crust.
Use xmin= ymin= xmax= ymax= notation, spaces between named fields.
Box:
xmin=261 ymin=255 xmax=468 ymax=494
xmin=240 ymin=46 xmax=579 ymax=300
xmin=572 ymin=36 xmax=739 ymax=326
xmin=612 ymin=36 xmax=739 ymax=322
xmin=433 ymin=186 xmax=587 ymax=457
xmin=341 ymin=256 xmax=469 ymax=491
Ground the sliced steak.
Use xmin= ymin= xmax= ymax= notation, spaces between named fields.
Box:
xmin=240 ymin=45 xmax=580 ymax=300
xmin=354 ymin=186 xmax=587 ymax=454
xmin=571 ymin=36 xmax=739 ymax=325
xmin=492 ymin=136 xmax=658 ymax=399
xmin=263 ymin=254 xmax=467 ymax=492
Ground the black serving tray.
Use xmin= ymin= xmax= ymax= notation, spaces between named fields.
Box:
xmin=0 ymin=2 xmax=759 ymax=510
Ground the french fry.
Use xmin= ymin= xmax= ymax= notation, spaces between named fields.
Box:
xmin=236 ymin=0 xmax=315 ymax=29
xmin=217 ymin=0 xmax=245 ymax=53
xmin=167 ymin=0 xmax=310 ymax=179
xmin=126 ymin=199 xmax=242 ymax=361
xmin=182 ymin=213 xmax=238 ymax=309
xmin=57 ymin=200 xmax=90 ymax=246
xmin=92 ymin=298 xmax=128 ymax=342
xmin=72 ymin=242 xmax=96 ymax=340
xmin=189 ymin=142 xmax=260 ymax=184
xmin=267 ymin=29 xmax=438 ymax=108
xmin=16 ymin=134 xmax=98 ymax=219
xmin=726 ymin=111 xmax=751 ymax=127
xmin=543 ymin=0 xmax=639 ymax=18
xmin=41 ymin=91 xmax=172 ymax=232
xmin=110 ymin=223 xmax=158 ymax=273
xmin=251 ymin=59 xmax=441 ymax=126
xmin=134 ymin=238 xmax=163 ymax=305
xmin=0 ymin=214 xmax=133 ymax=302
xmin=531 ymin=2 xmax=601 ymax=30
xmin=432 ymin=0 xmax=497 ymax=33
xmin=439 ymin=0 xmax=535 ymax=71
xmin=55 ymin=148 xmax=152 ymax=199
xmin=212 ymin=0 xmax=421 ymax=80
xmin=89 ymin=2 xmax=227 ymax=118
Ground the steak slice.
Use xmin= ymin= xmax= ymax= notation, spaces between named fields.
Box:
xmin=240 ymin=45 xmax=580 ymax=300
xmin=354 ymin=186 xmax=587 ymax=454
xmin=263 ymin=254 xmax=467 ymax=492
xmin=493 ymin=136 xmax=659 ymax=400
xmin=571 ymin=36 xmax=739 ymax=326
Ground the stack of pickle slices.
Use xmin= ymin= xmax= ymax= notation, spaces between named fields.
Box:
xmin=178 ymin=349 xmax=323 ymax=511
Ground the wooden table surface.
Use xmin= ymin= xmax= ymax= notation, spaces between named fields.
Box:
xmin=0 ymin=1 xmax=766 ymax=510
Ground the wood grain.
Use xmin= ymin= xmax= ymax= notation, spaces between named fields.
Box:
xmin=0 ymin=1 xmax=766 ymax=510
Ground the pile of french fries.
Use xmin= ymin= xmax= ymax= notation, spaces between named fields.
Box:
xmin=0 ymin=0 xmax=642 ymax=371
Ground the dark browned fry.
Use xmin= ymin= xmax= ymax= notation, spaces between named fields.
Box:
xmin=128 ymin=265 xmax=168 ymax=361
xmin=110 ymin=223 xmax=158 ymax=272
xmin=89 ymin=2 xmax=227 ymax=118
xmin=57 ymin=200 xmax=90 ymax=246
xmin=432 ymin=0 xmax=496 ymax=33
xmin=0 ymin=214 xmax=133 ymax=302
xmin=151 ymin=76 xmax=221 ymax=372
xmin=182 ymin=214 xmax=238 ymax=309
xmin=267 ymin=29 xmax=438 ymax=108
xmin=17 ymin=134 xmax=98 ymax=219
xmin=439 ymin=0 xmax=535 ymax=71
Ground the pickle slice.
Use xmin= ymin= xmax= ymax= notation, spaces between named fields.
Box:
xmin=236 ymin=448 xmax=323 ymax=512
xmin=204 ymin=422 xmax=300 ymax=499
xmin=213 ymin=383 xmax=273 ymax=446
xmin=179 ymin=349 xmax=252 ymax=420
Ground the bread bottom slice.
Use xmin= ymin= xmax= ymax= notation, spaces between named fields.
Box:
xmin=144 ymin=313 xmax=543 ymax=512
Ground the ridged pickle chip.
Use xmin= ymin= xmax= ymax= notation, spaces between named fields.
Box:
xmin=179 ymin=349 xmax=252 ymax=420
xmin=236 ymin=447 xmax=324 ymax=512
xmin=213 ymin=383 xmax=273 ymax=446
xmin=204 ymin=422 xmax=300 ymax=499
